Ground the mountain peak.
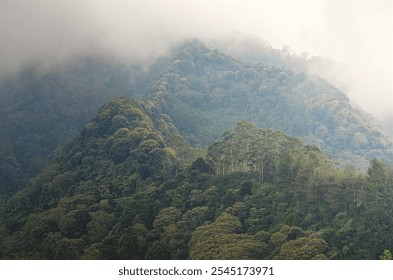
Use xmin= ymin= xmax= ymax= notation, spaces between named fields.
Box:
xmin=170 ymin=39 xmax=235 ymax=67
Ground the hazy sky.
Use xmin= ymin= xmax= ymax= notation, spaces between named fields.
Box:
xmin=1 ymin=0 xmax=392 ymax=120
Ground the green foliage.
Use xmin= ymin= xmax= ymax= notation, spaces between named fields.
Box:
xmin=379 ymin=250 xmax=393 ymax=260
xmin=189 ymin=213 xmax=266 ymax=259
xmin=274 ymin=237 xmax=328 ymax=260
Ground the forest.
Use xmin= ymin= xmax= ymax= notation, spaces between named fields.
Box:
xmin=0 ymin=41 xmax=392 ymax=260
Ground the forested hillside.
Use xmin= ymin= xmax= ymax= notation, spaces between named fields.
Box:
xmin=1 ymin=40 xmax=393 ymax=260
xmin=1 ymin=40 xmax=392 ymax=200
xmin=1 ymin=98 xmax=392 ymax=259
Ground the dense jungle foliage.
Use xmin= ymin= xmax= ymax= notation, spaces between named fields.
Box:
xmin=0 ymin=98 xmax=392 ymax=260
xmin=1 ymin=41 xmax=392 ymax=260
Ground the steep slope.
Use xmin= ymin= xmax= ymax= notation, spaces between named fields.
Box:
xmin=1 ymin=97 xmax=180 ymax=258
xmin=2 ymin=113 xmax=393 ymax=260
xmin=148 ymin=41 xmax=393 ymax=168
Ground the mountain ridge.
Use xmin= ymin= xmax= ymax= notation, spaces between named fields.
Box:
xmin=148 ymin=41 xmax=393 ymax=168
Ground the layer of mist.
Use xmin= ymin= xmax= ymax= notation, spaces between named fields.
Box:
xmin=1 ymin=0 xmax=391 ymax=121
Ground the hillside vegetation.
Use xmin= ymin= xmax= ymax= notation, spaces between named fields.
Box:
xmin=1 ymin=98 xmax=392 ymax=260
xmin=1 ymin=41 xmax=393 ymax=260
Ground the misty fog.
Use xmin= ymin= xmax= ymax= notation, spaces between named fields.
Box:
xmin=1 ymin=0 xmax=391 ymax=122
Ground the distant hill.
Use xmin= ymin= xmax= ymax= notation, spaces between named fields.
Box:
xmin=0 ymin=58 xmax=153 ymax=199
xmin=148 ymin=41 xmax=393 ymax=169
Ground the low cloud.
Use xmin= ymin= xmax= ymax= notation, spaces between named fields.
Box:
xmin=1 ymin=0 xmax=391 ymax=120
